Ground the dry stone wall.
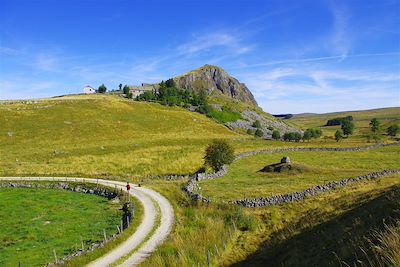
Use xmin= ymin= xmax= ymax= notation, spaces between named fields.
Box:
xmin=181 ymin=142 xmax=400 ymax=207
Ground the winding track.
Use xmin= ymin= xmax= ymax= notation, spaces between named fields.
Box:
xmin=0 ymin=176 xmax=174 ymax=267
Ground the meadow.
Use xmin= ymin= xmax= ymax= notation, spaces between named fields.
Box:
xmin=198 ymin=145 xmax=400 ymax=201
xmin=0 ymin=187 xmax=122 ymax=267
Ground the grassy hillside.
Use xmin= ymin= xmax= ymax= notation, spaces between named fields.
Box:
xmin=1 ymin=95 xmax=378 ymax=180
xmin=0 ymin=95 xmax=243 ymax=178
xmin=289 ymin=107 xmax=400 ymax=141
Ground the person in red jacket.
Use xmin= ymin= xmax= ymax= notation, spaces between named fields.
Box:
xmin=126 ymin=182 xmax=131 ymax=203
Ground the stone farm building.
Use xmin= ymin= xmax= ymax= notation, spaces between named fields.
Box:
xmin=83 ymin=85 xmax=96 ymax=94
xmin=129 ymin=83 xmax=159 ymax=98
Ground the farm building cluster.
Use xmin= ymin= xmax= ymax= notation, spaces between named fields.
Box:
xmin=83 ymin=83 xmax=158 ymax=97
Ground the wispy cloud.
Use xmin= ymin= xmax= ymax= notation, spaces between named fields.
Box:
xmin=330 ymin=2 xmax=351 ymax=58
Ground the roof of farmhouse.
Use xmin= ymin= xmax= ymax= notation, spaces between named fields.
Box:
xmin=129 ymin=84 xmax=159 ymax=91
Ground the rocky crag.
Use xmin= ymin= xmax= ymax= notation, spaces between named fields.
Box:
xmin=174 ymin=64 xmax=257 ymax=105
xmin=171 ymin=64 xmax=300 ymax=137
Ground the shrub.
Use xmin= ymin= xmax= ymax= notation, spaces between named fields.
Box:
xmin=252 ymin=120 xmax=262 ymax=129
xmin=267 ymin=126 xmax=274 ymax=131
xmin=387 ymin=125 xmax=399 ymax=137
xmin=272 ymin=130 xmax=280 ymax=140
xmin=246 ymin=129 xmax=255 ymax=135
xmin=370 ymin=118 xmax=381 ymax=133
xmin=254 ymin=128 xmax=263 ymax=138
xmin=204 ymin=140 xmax=235 ymax=171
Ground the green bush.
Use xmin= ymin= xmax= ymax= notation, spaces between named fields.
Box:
xmin=252 ymin=120 xmax=262 ymax=129
xmin=204 ymin=139 xmax=235 ymax=171
xmin=255 ymin=128 xmax=263 ymax=138
xmin=272 ymin=130 xmax=280 ymax=140
xmin=387 ymin=125 xmax=399 ymax=136
xmin=247 ymin=129 xmax=255 ymax=135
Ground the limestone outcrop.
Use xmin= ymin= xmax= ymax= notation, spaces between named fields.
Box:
xmin=174 ymin=64 xmax=258 ymax=105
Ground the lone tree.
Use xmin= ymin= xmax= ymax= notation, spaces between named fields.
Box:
xmin=387 ymin=125 xmax=399 ymax=137
xmin=341 ymin=119 xmax=355 ymax=137
xmin=119 ymin=83 xmax=123 ymax=91
xmin=335 ymin=129 xmax=343 ymax=142
xmin=370 ymin=118 xmax=381 ymax=134
xmin=272 ymin=130 xmax=280 ymax=140
xmin=98 ymin=84 xmax=107 ymax=93
xmin=204 ymin=140 xmax=235 ymax=171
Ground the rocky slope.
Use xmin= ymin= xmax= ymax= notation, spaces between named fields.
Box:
xmin=173 ymin=64 xmax=257 ymax=105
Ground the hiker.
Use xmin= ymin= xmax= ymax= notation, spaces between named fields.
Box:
xmin=126 ymin=182 xmax=131 ymax=192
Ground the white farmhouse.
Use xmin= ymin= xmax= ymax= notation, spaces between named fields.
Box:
xmin=83 ymin=85 xmax=96 ymax=94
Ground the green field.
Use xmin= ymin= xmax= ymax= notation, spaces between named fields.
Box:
xmin=198 ymin=146 xmax=400 ymax=201
xmin=0 ymin=187 xmax=122 ymax=267
xmin=289 ymin=107 xmax=400 ymax=141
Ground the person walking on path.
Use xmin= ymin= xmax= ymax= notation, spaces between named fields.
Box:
xmin=126 ymin=182 xmax=131 ymax=203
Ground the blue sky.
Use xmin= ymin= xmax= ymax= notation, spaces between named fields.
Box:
xmin=0 ymin=0 xmax=399 ymax=113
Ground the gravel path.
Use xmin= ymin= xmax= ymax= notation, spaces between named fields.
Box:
xmin=0 ymin=177 xmax=174 ymax=267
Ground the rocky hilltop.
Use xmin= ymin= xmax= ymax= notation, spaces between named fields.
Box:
xmin=173 ymin=64 xmax=258 ymax=106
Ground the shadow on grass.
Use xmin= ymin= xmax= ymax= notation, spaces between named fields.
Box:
xmin=234 ymin=186 xmax=400 ymax=267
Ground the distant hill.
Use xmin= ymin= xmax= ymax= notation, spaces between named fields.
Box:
xmin=288 ymin=107 xmax=400 ymax=140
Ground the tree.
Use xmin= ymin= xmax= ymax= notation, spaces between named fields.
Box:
xmin=98 ymin=84 xmax=107 ymax=93
xmin=123 ymin=85 xmax=130 ymax=95
xmin=387 ymin=125 xmax=399 ymax=137
xmin=302 ymin=130 xmax=312 ymax=142
xmin=370 ymin=118 xmax=381 ymax=134
xmin=293 ymin=132 xmax=302 ymax=142
xmin=119 ymin=83 xmax=122 ymax=91
xmin=335 ymin=130 xmax=343 ymax=142
xmin=165 ymin=78 xmax=175 ymax=88
xmin=252 ymin=120 xmax=262 ymax=129
xmin=283 ymin=132 xmax=302 ymax=142
xmin=341 ymin=119 xmax=355 ymax=136
xmin=254 ymin=128 xmax=263 ymax=138
xmin=272 ymin=130 xmax=280 ymax=140
xmin=204 ymin=140 xmax=235 ymax=171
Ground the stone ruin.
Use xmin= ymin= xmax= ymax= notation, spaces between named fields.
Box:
xmin=260 ymin=156 xmax=292 ymax=173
